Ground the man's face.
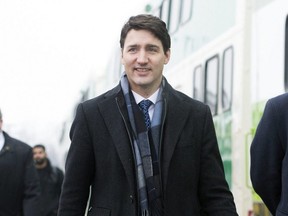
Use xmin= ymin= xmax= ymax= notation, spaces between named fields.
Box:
xmin=121 ymin=29 xmax=170 ymax=95
xmin=33 ymin=147 xmax=47 ymax=165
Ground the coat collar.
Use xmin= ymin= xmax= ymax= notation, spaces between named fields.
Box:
xmin=0 ymin=131 xmax=15 ymax=155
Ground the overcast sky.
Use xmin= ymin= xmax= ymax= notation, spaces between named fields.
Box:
xmin=0 ymin=0 xmax=149 ymax=153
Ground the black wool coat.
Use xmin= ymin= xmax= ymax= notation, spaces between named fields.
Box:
xmin=0 ymin=131 xmax=41 ymax=216
xmin=251 ymin=92 xmax=288 ymax=216
xmin=58 ymin=81 xmax=238 ymax=216
xmin=37 ymin=159 xmax=64 ymax=216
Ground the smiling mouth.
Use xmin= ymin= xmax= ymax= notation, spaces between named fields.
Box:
xmin=135 ymin=68 xmax=150 ymax=72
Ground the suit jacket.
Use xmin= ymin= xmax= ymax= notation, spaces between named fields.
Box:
xmin=251 ymin=93 xmax=288 ymax=216
xmin=0 ymin=131 xmax=41 ymax=216
xmin=58 ymin=81 xmax=238 ymax=216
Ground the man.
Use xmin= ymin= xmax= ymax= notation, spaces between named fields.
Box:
xmin=0 ymin=108 xmax=40 ymax=216
xmin=58 ymin=14 xmax=238 ymax=216
xmin=33 ymin=144 xmax=64 ymax=216
xmin=250 ymin=92 xmax=288 ymax=215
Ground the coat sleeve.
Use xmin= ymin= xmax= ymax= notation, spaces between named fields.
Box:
xmin=250 ymin=99 xmax=283 ymax=214
xmin=56 ymin=167 xmax=64 ymax=195
xmin=58 ymin=103 xmax=95 ymax=216
xmin=23 ymin=148 xmax=41 ymax=216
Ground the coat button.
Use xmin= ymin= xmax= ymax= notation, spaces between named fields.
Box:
xmin=129 ymin=195 xmax=134 ymax=203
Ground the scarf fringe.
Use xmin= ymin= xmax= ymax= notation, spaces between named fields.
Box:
xmin=142 ymin=209 xmax=149 ymax=216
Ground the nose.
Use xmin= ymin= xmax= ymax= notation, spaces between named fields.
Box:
xmin=137 ymin=50 xmax=148 ymax=64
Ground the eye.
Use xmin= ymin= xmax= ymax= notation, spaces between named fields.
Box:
xmin=127 ymin=46 xmax=137 ymax=53
xmin=147 ymin=46 xmax=159 ymax=53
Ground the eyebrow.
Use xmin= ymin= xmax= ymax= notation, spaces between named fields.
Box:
xmin=147 ymin=44 xmax=159 ymax=49
xmin=126 ymin=44 xmax=160 ymax=49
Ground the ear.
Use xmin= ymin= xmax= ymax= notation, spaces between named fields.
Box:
xmin=164 ymin=49 xmax=171 ymax=65
xmin=121 ymin=49 xmax=124 ymax=65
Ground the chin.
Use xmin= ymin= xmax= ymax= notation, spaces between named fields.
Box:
xmin=134 ymin=76 xmax=152 ymax=84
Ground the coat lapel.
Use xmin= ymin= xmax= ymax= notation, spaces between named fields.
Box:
xmin=0 ymin=132 xmax=14 ymax=156
xmin=98 ymin=88 xmax=136 ymax=191
xmin=161 ymin=88 xmax=191 ymax=189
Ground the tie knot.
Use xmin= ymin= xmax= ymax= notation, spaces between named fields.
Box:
xmin=139 ymin=99 xmax=153 ymax=112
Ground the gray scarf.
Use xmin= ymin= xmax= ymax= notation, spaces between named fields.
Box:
xmin=120 ymin=73 xmax=165 ymax=216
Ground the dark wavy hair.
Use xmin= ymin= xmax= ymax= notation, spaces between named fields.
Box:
xmin=120 ymin=14 xmax=171 ymax=53
xmin=33 ymin=144 xmax=46 ymax=151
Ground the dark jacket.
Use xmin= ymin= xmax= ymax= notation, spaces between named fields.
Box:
xmin=58 ymin=81 xmax=238 ymax=216
xmin=0 ymin=131 xmax=41 ymax=216
xmin=251 ymin=93 xmax=288 ymax=216
xmin=37 ymin=159 xmax=64 ymax=216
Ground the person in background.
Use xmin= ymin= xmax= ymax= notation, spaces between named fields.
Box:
xmin=250 ymin=92 xmax=288 ymax=215
xmin=58 ymin=14 xmax=238 ymax=216
xmin=33 ymin=144 xmax=64 ymax=216
xmin=0 ymin=108 xmax=40 ymax=216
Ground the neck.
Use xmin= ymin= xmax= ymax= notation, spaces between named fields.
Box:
xmin=131 ymin=83 xmax=161 ymax=98
xmin=133 ymin=89 xmax=156 ymax=98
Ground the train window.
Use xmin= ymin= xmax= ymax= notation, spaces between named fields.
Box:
xmin=285 ymin=15 xmax=288 ymax=91
xmin=205 ymin=55 xmax=219 ymax=115
xmin=151 ymin=7 xmax=161 ymax=18
xmin=181 ymin=0 xmax=193 ymax=25
xmin=159 ymin=0 xmax=170 ymax=30
xmin=222 ymin=47 xmax=233 ymax=111
xmin=169 ymin=0 xmax=181 ymax=34
xmin=193 ymin=65 xmax=204 ymax=101
xmin=145 ymin=0 xmax=163 ymax=15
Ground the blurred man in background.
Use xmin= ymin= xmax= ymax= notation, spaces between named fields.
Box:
xmin=33 ymin=144 xmax=64 ymax=216
xmin=0 ymin=108 xmax=40 ymax=216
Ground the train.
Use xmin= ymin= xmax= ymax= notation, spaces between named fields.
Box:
xmin=58 ymin=0 xmax=288 ymax=215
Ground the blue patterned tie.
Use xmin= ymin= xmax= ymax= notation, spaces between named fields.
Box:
xmin=139 ymin=99 xmax=153 ymax=129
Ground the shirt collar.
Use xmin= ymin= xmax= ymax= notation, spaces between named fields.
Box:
xmin=132 ymin=88 xmax=160 ymax=105
xmin=0 ymin=131 xmax=5 ymax=151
